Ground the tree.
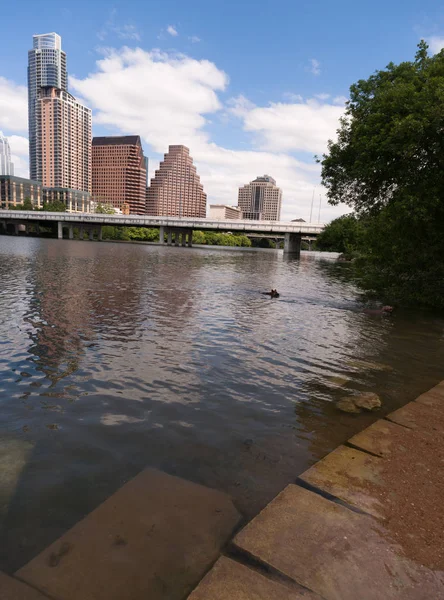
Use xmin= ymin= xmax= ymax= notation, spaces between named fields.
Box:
xmin=95 ymin=202 xmax=116 ymax=214
xmin=316 ymin=214 xmax=363 ymax=254
xmin=319 ymin=42 xmax=444 ymax=307
xmin=41 ymin=200 xmax=66 ymax=212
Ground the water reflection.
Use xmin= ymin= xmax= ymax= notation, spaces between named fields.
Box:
xmin=1 ymin=239 xmax=444 ymax=572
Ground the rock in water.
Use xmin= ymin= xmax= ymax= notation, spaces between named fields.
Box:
xmin=336 ymin=398 xmax=362 ymax=414
xmin=354 ymin=392 xmax=382 ymax=411
xmin=336 ymin=392 xmax=382 ymax=414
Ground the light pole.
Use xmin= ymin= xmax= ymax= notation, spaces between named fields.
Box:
xmin=309 ymin=187 xmax=315 ymax=222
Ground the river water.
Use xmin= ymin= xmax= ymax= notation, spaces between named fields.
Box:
xmin=1 ymin=236 xmax=444 ymax=571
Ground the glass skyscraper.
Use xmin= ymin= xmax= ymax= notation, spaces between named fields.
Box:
xmin=28 ymin=32 xmax=67 ymax=182
xmin=0 ymin=132 xmax=14 ymax=176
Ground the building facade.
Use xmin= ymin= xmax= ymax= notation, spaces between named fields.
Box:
xmin=92 ymin=136 xmax=147 ymax=214
xmin=28 ymin=33 xmax=67 ymax=182
xmin=0 ymin=132 xmax=14 ymax=176
xmin=208 ymin=204 xmax=242 ymax=219
xmin=43 ymin=188 xmax=92 ymax=213
xmin=0 ymin=176 xmax=42 ymax=209
xmin=40 ymin=87 xmax=92 ymax=192
xmin=146 ymin=145 xmax=206 ymax=217
xmin=238 ymin=175 xmax=282 ymax=221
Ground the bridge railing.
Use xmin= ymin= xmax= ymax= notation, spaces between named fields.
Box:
xmin=0 ymin=211 xmax=325 ymax=235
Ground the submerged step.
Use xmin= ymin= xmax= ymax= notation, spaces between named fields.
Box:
xmin=0 ymin=571 xmax=50 ymax=600
xmin=16 ymin=468 xmax=241 ymax=600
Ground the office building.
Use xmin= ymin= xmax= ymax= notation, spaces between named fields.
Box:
xmin=0 ymin=175 xmax=42 ymax=209
xmin=92 ymin=136 xmax=147 ymax=214
xmin=146 ymin=145 xmax=206 ymax=217
xmin=0 ymin=132 xmax=14 ymax=176
xmin=40 ymin=87 xmax=92 ymax=192
xmin=28 ymin=32 xmax=67 ymax=182
xmin=238 ymin=175 xmax=282 ymax=221
xmin=209 ymin=204 xmax=242 ymax=219
xmin=43 ymin=188 xmax=92 ymax=212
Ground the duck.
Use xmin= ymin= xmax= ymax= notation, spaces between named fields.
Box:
xmin=263 ymin=289 xmax=280 ymax=298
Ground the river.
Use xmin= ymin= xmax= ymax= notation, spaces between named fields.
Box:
xmin=1 ymin=236 xmax=444 ymax=571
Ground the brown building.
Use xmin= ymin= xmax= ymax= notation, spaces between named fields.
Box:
xmin=92 ymin=136 xmax=147 ymax=214
xmin=40 ymin=87 xmax=92 ymax=192
xmin=146 ymin=145 xmax=206 ymax=217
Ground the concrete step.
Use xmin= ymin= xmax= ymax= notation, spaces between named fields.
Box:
xmin=0 ymin=571 xmax=50 ymax=600
xmin=16 ymin=468 xmax=241 ymax=600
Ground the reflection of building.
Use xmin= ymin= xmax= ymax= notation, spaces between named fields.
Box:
xmin=209 ymin=205 xmax=242 ymax=219
xmin=238 ymin=175 xmax=282 ymax=221
xmin=146 ymin=145 xmax=206 ymax=217
xmin=0 ymin=132 xmax=14 ymax=176
xmin=40 ymin=87 xmax=92 ymax=192
xmin=92 ymin=136 xmax=147 ymax=214
xmin=0 ymin=176 xmax=42 ymax=209
xmin=28 ymin=33 xmax=67 ymax=182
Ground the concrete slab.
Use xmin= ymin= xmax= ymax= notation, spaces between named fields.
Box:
xmin=298 ymin=445 xmax=384 ymax=518
xmin=386 ymin=401 xmax=444 ymax=433
xmin=187 ymin=556 xmax=320 ymax=600
xmin=347 ymin=418 xmax=408 ymax=458
xmin=0 ymin=572 xmax=50 ymax=600
xmin=415 ymin=382 xmax=444 ymax=409
xmin=234 ymin=484 xmax=444 ymax=600
xmin=16 ymin=468 xmax=241 ymax=600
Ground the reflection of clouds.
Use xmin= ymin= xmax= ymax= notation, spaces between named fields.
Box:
xmin=101 ymin=413 xmax=146 ymax=426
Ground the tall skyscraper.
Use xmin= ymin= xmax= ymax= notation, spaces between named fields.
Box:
xmin=238 ymin=175 xmax=282 ymax=221
xmin=92 ymin=136 xmax=147 ymax=214
xmin=0 ymin=132 xmax=14 ymax=176
xmin=146 ymin=145 xmax=206 ymax=217
xmin=28 ymin=33 xmax=67 ymax=182
xmin=40 ymin=87 xmax=91 ymax=191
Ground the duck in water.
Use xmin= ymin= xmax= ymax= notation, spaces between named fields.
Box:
xmin=263 ymin=289 xmax=280 ymax=298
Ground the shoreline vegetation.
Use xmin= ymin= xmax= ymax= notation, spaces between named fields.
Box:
xmin=318 ymin=42 xmax=444 ymax=310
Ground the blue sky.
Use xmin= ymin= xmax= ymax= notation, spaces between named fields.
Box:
xmin=1 ymin=0 xmax=443 ymax=220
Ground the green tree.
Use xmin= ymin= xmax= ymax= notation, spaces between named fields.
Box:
xmin=316 ymin=214 xmax=363 ymax=255
xmin=41 ymin=200 xmax=66 ymax=212
xmin=319 ymin=41 xmax=444 ymax=307
xmin=95 ymin=202 xmax=116 ymax=214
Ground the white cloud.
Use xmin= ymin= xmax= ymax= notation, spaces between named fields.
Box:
xmin=283 ymin=92 xmax=303 ymax=103
xmin=70 ymin=47 xmax=346 ymax=222
xmin=315 ymin=93 xmax=330 ymax=100
xmin=427 ymin=36 xmax=444 ymax=54
xmin=97 ymin=9 xmax=141 ymax=42
xmin=309 ymin=58 xmax=321 ymax=76
xmin=167 ymin=25 xmax=178 ymax=37
xmin=189 ymin=36 xmax=201 ymax=43
xmin=231 ymin=97 xmax=343 ymax=154
xmin=0 ymin=77 xmax=28 ymax=133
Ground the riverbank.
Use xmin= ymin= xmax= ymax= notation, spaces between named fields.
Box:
xmin=189 ymin=381 xmax=444 ymax=599
xmin=2 ymin=381 xmax=443 ymax=599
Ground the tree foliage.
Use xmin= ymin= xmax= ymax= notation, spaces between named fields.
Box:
xmin=316 ymin=214 xmax=363 ymax=254
xmin=320 ymin=41 xmax=444 ymax=307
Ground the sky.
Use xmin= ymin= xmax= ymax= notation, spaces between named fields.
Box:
xmin=1 ymin=0 xmax=444 ymax=222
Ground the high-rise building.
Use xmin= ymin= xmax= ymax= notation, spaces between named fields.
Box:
xmin=146 ymin=145 xmax=206 ymax=217
xmin=40 ymin=87 xmax=91 ymax=191
xmin=92 ymin=136 xmax=147 ymax=214
xmin=238 ymin=175 xmax=282 ymax=221
xmin=0 ymin=132 xmax=14 ymax=176
xmin=28 ymin=33 xmax=67 ymax=182
xmin=0 ymin=176 xmax=42 ymax=209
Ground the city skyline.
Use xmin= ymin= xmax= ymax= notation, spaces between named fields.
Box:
xmin=0 ymin=132 xmax=14 ymax=176
xmin=1 ymin=1 xmax=443 ymax=221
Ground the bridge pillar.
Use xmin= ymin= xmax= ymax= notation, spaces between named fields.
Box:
xmin=167 ymin=230 xmax=172 ymax=246
xmin=98 ymin=226 xmax=102 ymax=241
xmin=57 ymin=222 xmax=63 ymax=239
xmin=0 ymin=220 xmax=6 ymax=234
xmin=35 ymin=223 xmax=40 ymax=236
xmin=69 ymin=226 xmax=74 ymax=240
xmin=89 ymin=229 xmax=94 ymax=241
xmin=79 ymin=226 xmax=84 ymax=240
xmin=284 ymin=233 xmax=301 ymax=257
xmin=181 ymin=231 xmax=186 ymax=247
xmin=14 ymin=223 xmax=19 ymax=236
xmin=187 ymin=230 xmax=193 ymax=248
xmin=159 ymin=226 xmax=165 ymax=245
xmin=175 ymin=230 xmax=180 ymax=246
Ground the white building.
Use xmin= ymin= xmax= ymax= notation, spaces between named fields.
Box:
xmin=208 ymin=205 xmax=242 ymax=219
xmin=238 ymin=175 xmax=282 ymax=221
xmin=0 ymin=132 xmax=14 ymax=176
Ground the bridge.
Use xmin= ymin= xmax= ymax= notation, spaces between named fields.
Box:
xmin=0 ymin=211 xmax=324 ymax=256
